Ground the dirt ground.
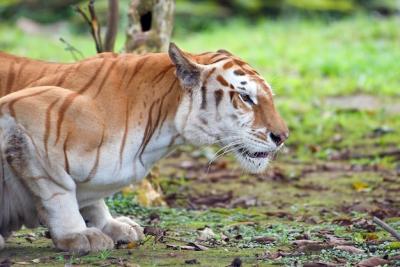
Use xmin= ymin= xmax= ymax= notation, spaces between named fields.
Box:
xmin=1 ymin=142 xmax=399 ymax=266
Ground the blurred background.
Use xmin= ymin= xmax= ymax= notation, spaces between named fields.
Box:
xmin=0 ymin=0 xmax=399 ymax=266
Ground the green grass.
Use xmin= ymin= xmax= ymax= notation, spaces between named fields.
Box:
xmin=0 ymin=13 xmax=399 ymax=266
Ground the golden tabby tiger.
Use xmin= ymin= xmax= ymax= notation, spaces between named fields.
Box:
xmin=0 ymin=43 xmax=288 ymax=253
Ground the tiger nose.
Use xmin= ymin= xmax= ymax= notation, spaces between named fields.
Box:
xmin=269 ymin=132 xmax=289 ymax=146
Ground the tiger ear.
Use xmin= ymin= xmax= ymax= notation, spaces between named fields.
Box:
xmin=169 ymin=43 xmax=202 ymax=89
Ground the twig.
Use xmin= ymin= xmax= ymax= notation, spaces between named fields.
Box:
xmin=59 ymin=38 xmax=84 ymax=61
xmin=88 ymin=0 xmax=103 ymax=52
xmin=104 ymin=0 xmax=119 ymax=52
xmin=373 ymin=216 xmax=400 ymax=241
xmin=75 ymin=1 xmax=103 ymax=53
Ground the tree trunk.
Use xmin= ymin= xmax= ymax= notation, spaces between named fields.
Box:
xmin=125 ymin=0 xmax=175 ymax=53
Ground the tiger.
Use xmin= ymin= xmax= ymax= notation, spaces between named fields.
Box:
xmin=0 ymin=43 xmax=288 ymax=253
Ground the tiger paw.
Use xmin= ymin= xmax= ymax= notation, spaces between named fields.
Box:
xmin=102 ymin=217 xmax=144 ymax=244
xmin=55 ymin=227 xmax=114 ymax=254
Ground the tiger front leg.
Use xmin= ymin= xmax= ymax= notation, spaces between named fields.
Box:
xmin=1 ymin=119 xmax=113 ymax=254
xmin=81 ymin=200 xmax=144 ymax=245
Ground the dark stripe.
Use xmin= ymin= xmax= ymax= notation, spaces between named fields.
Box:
xmin=137 ymin=100 xmax=158 ymax=166
xmin=204 ymin=68 xmax=216 ymax=83
xmin=55 ymin=71 xmax=70 ymax=87
xmin=223 ymin=61 xmax=234 ymax=69
xmin=137 ymin=79 xmax=178 ymax=164
xmin=93 ymin=60 xmax=118 ymax=98
xmin=116 ymin=61 xmax=130 ymax=92
xmin=63 ymin=131 xmax=71 ymax=174
xmin=152 ymin=64 xmax=174 ymax=83
xmin=5 ymin=61 xmax=16 ymax=94
xmin=200 ymin=86 xmax=207 ymax=109
xmin=78 ymin=60 xmax=106 ymax=94
xmin=229 ymin=91 xmax=235 ymax=101
xmin=14 ymin=61 xmax=28 ymax=84
xmin=82 ymin=129 xmax=105 ymax=183
xmin=234 ymin=59 xmax=246 ymax=66
xmin=234 ymin=69 xmax=246 ymax=76
xmin=159 ymin=80 xmax=178 ymax=131
xmin=9 ymin=88 xmax=52 ymax=118
xmin=119 ymin=100 xmax=130 ymax=165
xmin=212 ymin=57 xmax=229 ymax=64
xmin=55 ymin=92 xmax=80 ymax=144
xmin=126 ymin=56 xmax=150 ymax=89
xmin=44 ymin=98 xmax=59 ymax=157
xmin=209 ymin=53 xmax=221 ymax=59
xmin=214 ymin=89 xmax=224 ymax=107
xmin=29 ymin=66 xmax=48 ymax=87
xmin=216 ymin=75 xmax=229 ymax=87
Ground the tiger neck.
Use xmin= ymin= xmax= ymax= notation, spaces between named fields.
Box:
xmin=132 ymin=72 xmax=185 ymax=171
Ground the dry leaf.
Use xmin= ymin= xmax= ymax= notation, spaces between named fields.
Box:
xmin=197 ymin=227 xmax=216 ymax=241
xmin=357 ymin=257 xmax=390 ymax=267
xmin=137 ymin=179 xmax=166 ymax=207
xmin=127 ymin=242 xmax=139 ymax=249
xmin=352 ymin=181 xmax=370 ymax=192
xmin=303 ymin=262 xmax=336 ymax=267
xmin=335 ymin=245 xmax=364 ymax=254
xmin=252 ymin=236 xmax=276 ymax=244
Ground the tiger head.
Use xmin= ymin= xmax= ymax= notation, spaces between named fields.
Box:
xmin=169 ymin=43 xmax=289 ymax=174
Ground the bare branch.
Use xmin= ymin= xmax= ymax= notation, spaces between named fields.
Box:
xmin=373 ymin=216 xmax=400 ymax=241
xmin=104 ymin=0 xmax=119 ymax=52
xmin=88 ymin=0 xmax=103 ymax=52
xmin=75 ymin=5 xmax=102 ymax=53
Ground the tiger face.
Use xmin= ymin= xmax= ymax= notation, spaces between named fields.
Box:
xmin=169 ymin=43 xmax=288 ymax=173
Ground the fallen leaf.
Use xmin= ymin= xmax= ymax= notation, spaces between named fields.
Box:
xmin=137 ymin=179 xmax=166 ymax=207
xmin=293 ymin=240 xmax=321 ymax=246
xmin=325 ymin=234 xmax=352 ymax=246
xmin=357 ymin=257 xmax=390 ymax=267
xmin=127 ymin=242 xmax=139 ymax=249
xmin=252 ymin=236 xmax=276 ymax=244
xmin=303 ymin=262 xmax=336 ymax=267
xmin=197 ymin=227 xmax=216 ymax=242
xmin=352 ymin=181 xmax=370 ymax=192
xmin=335 ymin=245 xmax=364 ymax=254
xmin=363 ymin=233 xmax=379 ymax=241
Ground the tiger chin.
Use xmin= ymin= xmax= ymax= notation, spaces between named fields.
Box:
xmin=0 ymin=43 xmax=288 ymax=253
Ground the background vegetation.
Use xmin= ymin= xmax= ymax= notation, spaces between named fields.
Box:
xmin=0 ymin=0 xmax=399 ymax=266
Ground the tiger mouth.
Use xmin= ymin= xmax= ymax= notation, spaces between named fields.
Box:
xmin=238 ymin=148 xmax=269 ymax=158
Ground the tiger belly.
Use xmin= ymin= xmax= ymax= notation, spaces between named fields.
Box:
xmin=74 ymin=157 xmax=151 ymax=207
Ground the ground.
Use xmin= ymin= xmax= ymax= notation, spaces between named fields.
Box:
xmin=0 ymin=14 xmax=399 ymax=266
